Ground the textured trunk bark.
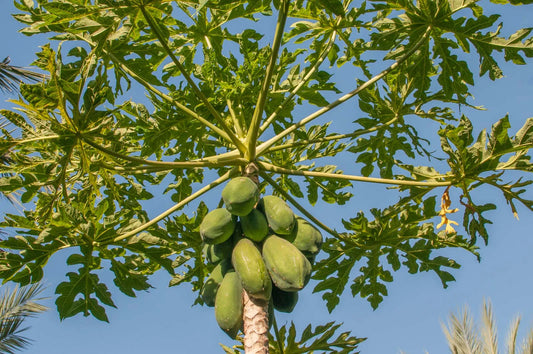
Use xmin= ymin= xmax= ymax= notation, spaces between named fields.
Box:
xmin=242 ymin=290 xmax=269 ymax=354
xmin=241 ymin=162 xmax=269 ymax=353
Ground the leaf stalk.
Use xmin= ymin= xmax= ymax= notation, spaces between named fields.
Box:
xmin=260 ymin=171 xmax=342 ymax=239
xmin=108 ymin=168 xmax=236 ymax=243
xmin=255 ymin=26 xmax=433 ymax=157
xmin=258 ymin=161 xmax=451 ymax=187
xmin=139 ymin=5 xmax=246 ymax=154
xmin=80 ymin=135 xmax=248 ymax=169
xmin=258 ymin=26 xmax=339 ymax=135
xmin=245 ymin=0 xmax=291 ymax=160
xmin=264 ymin=117 xmax=399 ymax=154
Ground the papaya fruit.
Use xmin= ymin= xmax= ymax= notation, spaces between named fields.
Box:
xmin=222 ymin=177 xmax=260 ymax=216
xmin=199 ymin=208 xmax=235 ymax=244
xmin=202 ymin=236 xmax=233 ymax=264
xmin=258 ymin=195 xmax=295 ymax=235
xmin=285 ymin=216 xmax=323 ymax=258
xmin=200 ymin=259 xmax=231 ymax=307
xmin=215 ymin=270 xmax=243 ymax=338
xmin=232 ymin=238 xmax=272 ymax=301
xmin=240 ymin=208 xmax=268 ymax=242
xmin=272 ymin=286 xmax=298 ymax=313
xmin=262 ymin=235 xmax=311 ymax=292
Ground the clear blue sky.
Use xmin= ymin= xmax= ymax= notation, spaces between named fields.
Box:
xmin=1 ymin=2 xmax=533 ymax=353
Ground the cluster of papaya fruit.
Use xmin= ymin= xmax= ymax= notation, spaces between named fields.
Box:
xmin=198 ymin=177 xmax=323 ymax=338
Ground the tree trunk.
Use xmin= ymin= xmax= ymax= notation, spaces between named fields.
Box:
xmin=241 ymin=162 xmax=269 ymax=353
xmin=242 ymin=290 xmax=269 ymax=354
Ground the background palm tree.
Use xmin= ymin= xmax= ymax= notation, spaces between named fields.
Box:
xmin=0 ymin=57 xmax=45 ymax=93
xmin=442 ymin=300 xmax=533 ymax=354
xmin=0 ymin=283 xmax=48 ymax=354
xmin=0 ymin=56 xmax=46 ymax=203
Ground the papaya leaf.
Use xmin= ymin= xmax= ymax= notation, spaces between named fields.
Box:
xmin=55 ymin=265 xmax=116 ymax=322
xmin=221 ymin=321 xmax=364 ymax=354
xmin=165 ymin=202 xmax=209 ymax=302
xmin=100 ymin=247 xmax=154 ymax=298
xmin=441 ymin=116 xmax=533 ymax=220
xmin=270 ymin=321 xmax=365 ymax=354
xmin=313 ymin=196 xmax=475 ymax=311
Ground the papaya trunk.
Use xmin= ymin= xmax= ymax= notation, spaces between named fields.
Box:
xmin=241 ymin=163 xmax=269 ymax=353
xmin=242 ymin=290 xmax=269 ymax=354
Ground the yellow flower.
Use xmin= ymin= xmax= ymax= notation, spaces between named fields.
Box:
xmin=436 ymin=188 xmax=459 ymax=234
xmin=445 ymin=219 xmax=459 ymax=234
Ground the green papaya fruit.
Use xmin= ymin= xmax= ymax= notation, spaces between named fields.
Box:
xmin=215 ymin=270 xmax=243 ymax=338
xmin=258 ymin=195 xmax=295 ymax=235
xmin=199 ymin=208 xmax=235 ymax=244
xmin=202 ymin=236 xmax=234 ymax=264
xmin=232 ymin=238 xmax=272 ymax=301
xmin=200 ymin=259 xmax=231 ymax=307
xmin=222 ymin=177 xmax=260 ymax=216
xmin=285 ymin=216 xmax=323 ymax=258
xmin=240 ymin=208 xmax=269 ymax=242
xmin=262 ymin=235 xmax=311 ymax=292
xmin=272 ymin=286 xmax=298 ymax=313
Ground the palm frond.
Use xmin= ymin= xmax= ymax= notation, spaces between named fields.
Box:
xmin=442 ymin=301 xmax=533 ymax=354
xmin=0 ymin=317 xmax=32 ymax=354
xmin=442 ymin=306 xmax=482 ymax=354
xmin=481 ymin=300 xmax=499 ymax=354
xmin=0 ymin=283 xmax=48 ymax=320
xmin=505 ymin=316 xmax=520 ymax=354
xmin=519 ymin=327 xmax=533 ymax=354
xmin=0 ymin=283 xmax=48 ymax=354
xmin=0 ymin=57 xmax=46 ymax=93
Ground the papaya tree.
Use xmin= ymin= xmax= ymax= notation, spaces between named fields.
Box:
xmin=1 ymin=0 xmax=533 ymax=352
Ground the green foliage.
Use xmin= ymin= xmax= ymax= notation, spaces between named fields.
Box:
xmin=221 ymin=320 xmax=365 ymax=353
xmin=1 ymin=0 xmax=533 ymax=350
xmin=313 ymin=194 xmax=475 ymax=311
xmin=441 ymin=116 xmax=533 ymax=212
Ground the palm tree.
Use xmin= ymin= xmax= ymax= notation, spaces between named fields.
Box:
xmin=442 ymin=299 xmax=533 ymax=354
xmin=0 ymin=57 xmax=45 ymax=203
xmin=0 ymin=283 xmax=48 ymax=354
xmin=0 ymin=57 xmax=45 ymax=93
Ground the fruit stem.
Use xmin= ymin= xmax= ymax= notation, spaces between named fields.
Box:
xmin=271 ymin=313 xmax=285 ymax=353
xmin=243 ymin=162 xmax=260 ymax=185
